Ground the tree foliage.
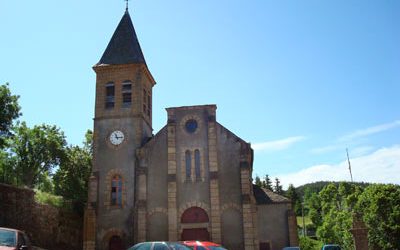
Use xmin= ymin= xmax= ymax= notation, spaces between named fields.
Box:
xmin=305 ymin=182 xmax=364 ymax=249
xmin=0 ymin=83 xmax=21 ymax=148
xmin=53 ymin=130 xmax=92 ymax=214
xmin=264 ymin=174 xmax=273 ymax=190
xmin=274 ymin=177 xmax=283 ymax=194
xmin=355 ymin=184 xmax=400 ymax=250
xmin=254 ymin=175 xmax=262 ymax=187
xmin=286 ymin=184 xmax=301 ymax=215
xmin=9 ymin=122 xmax=67 ymax=187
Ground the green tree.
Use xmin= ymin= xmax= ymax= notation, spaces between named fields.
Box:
xmin=263 ymin=174 xmax=273 ymax=190
xmin=356 ymin=184 xmax=400 ymax=250
xmin=274 ymin=177 xmax=283 ymax=194
xmin=0 ymin=83 xmax=21 ymax=148
xmin=307 ymin=192 xmax=322 ymax=227
xmin=254 ymin=175 xmax=262 ymax=187
xmin=316 ymin=182 xmax=360 ymax=250
xmin=0 ymin=150 xmax=16 ymax=184
xmin=9 ymin=122 xmax=67 ymax=187
xmin=53 ymin=130 xmax=92 ymax=214
xmin=286 ymin=183 xmax=301 ymax=215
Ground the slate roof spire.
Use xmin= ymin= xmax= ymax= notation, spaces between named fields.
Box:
xmin=96 ymin=9 xmax=146 ymax=66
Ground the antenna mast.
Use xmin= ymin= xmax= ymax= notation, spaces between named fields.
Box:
xmin=346 ymin=148 xmax=354 ymax=182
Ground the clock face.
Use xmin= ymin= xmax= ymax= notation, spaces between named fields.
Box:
xmin=109 ymin=130 xmax=125 ymax=145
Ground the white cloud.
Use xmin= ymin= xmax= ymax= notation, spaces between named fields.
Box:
xmin=339 ymin=120 xmax=400 ymax=142
xmin=278 ymin=145 xmax=400 ymax=188
xmin=311 ymin=119 xmax=400 ymax=155
xmin=253 ymin=136 xmax=306 ymax=152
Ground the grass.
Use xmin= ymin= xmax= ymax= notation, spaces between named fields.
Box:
xmin=34 ymin=189 xmax=64 ymax=207
xmin=297 ymin=216 xmax=312 ymax=227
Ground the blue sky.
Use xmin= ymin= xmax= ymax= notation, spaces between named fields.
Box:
xmin=1 ymin=1 xmax=399 ymax=187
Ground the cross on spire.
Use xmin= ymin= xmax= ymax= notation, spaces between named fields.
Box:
xmin=125 ymin=0 xmax=129 ymax=11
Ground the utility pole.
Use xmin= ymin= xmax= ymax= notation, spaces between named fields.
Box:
xmin=302 ymin=200 xmax=306 ymax=236
xmin=346 ymin=148 xmax=354 ymax=182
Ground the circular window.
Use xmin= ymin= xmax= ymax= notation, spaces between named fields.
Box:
xmin=185 ymin=119 xmax=198 ymax=133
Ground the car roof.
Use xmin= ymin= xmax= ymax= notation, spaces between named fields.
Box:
xmin=0 ymin=227 xmax=20 ymax=233
xmin=182 ymin=241 xmax=220 ymax=246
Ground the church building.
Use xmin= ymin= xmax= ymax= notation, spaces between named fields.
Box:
xmin=83 ymin=8 xmax=298 ymax=250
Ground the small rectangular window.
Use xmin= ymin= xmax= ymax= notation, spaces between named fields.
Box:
xmin=105 ymin=83 xmax=115 ymax=109
xmin=122 ymin=82 xmax=132 ymax=108
xmin=122 ymin=83 xmax=131 ymax=91
xmin=122 ymin=93 xmax=131 ymax=107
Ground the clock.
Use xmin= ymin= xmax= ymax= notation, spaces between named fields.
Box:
xmin=109 ymin=130 xmax=125 ymax=145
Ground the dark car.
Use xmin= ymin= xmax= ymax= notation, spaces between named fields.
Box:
xmin=0 ymin=227 xmax=31 ymax=250
xmin=321 ymin=245 xmax=341 ymax=250
xmin=127 ymin=241 xmax=192 ymax=250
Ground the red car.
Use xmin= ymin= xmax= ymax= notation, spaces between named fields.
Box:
xmin=181 ymin=241 xmax=228 ymax=250
xmin=0 ymin=227 xmax=31 ymax=250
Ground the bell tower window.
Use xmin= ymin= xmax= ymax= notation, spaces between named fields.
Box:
xmin=105 ymin=82 xmax=115 ymax=109
xmin=122 ymin=81 xmax=132 ymax=108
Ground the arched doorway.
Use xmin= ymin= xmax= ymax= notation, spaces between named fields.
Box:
xmin=181 ymin=206 xmax=210 ymax=241
xmin=109 ymin=235 xmax=124 ymax=250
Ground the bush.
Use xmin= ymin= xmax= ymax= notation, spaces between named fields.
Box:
xmin=299 ymin=236 xmax=323 ymax=250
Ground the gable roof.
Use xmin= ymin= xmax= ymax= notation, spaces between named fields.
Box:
xmin=96 ymin=10 xmax=146 ymax=66
xmin=253 ymin=184 xmax=290 ymax=204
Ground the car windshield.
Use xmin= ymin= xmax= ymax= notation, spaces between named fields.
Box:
xmin=0 ymin=229 xmax=16 ymax=247
xmin=209 ymin=247 xmax=228 ymax=250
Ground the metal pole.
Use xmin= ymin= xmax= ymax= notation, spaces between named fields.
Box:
xmin=302 ymin=202 xmax=306 ymax=236
xmin=346 ymin=148 xmax=354 ymax=182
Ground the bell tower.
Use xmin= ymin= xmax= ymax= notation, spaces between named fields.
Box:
xmin=83 ymin=9 xmax=155 ymax=250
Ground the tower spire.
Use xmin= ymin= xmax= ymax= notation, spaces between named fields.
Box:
xmin=125 ymin=0 xmax=129 ymax=11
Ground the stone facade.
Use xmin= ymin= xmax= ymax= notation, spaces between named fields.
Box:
xmin=83 ymin=9 xmax=298 ymax=250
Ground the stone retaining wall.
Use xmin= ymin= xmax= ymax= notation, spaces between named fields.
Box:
xmin=0 ymin=183 xmax=82 ymax=250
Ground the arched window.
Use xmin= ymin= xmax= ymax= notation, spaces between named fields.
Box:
xmin=194 ymin=149 xmax=201 ymax=180
xmin=111 ymin=175 xmax=122 ymax=206
xmin=105 ymin=82 xmax=115 ymax=109
xmin=122 ymin=81 xmax=132 ymax=108
xmin=185 ymin=150 xmax=191 ymax=181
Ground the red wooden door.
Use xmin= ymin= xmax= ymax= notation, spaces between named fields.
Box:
xmin=109 ymin=235 xmax=124 ymax=250
xmin=181 ymin=228 xmax=210 ymax=241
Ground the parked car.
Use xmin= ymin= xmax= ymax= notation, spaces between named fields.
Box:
xmin=283 ymin=247 xmax=300 ymax=250
xmin=127 ymin=241 xmax=192 ymax=250
xmin=0 ymin=227 xmax=31 ymax=250
xmin=181 ymin=241 xmax=228 ymax=250
xmin=321 ymin=245 xmax=341 ymax=250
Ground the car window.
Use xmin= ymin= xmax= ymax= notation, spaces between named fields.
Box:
xmin=209 ymin=247 xmax=228 ymax=250
xmin=0 ymin=229 xmax=16 ymax=247
xmin=197 ymin=246 xmax=207 ymax=250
